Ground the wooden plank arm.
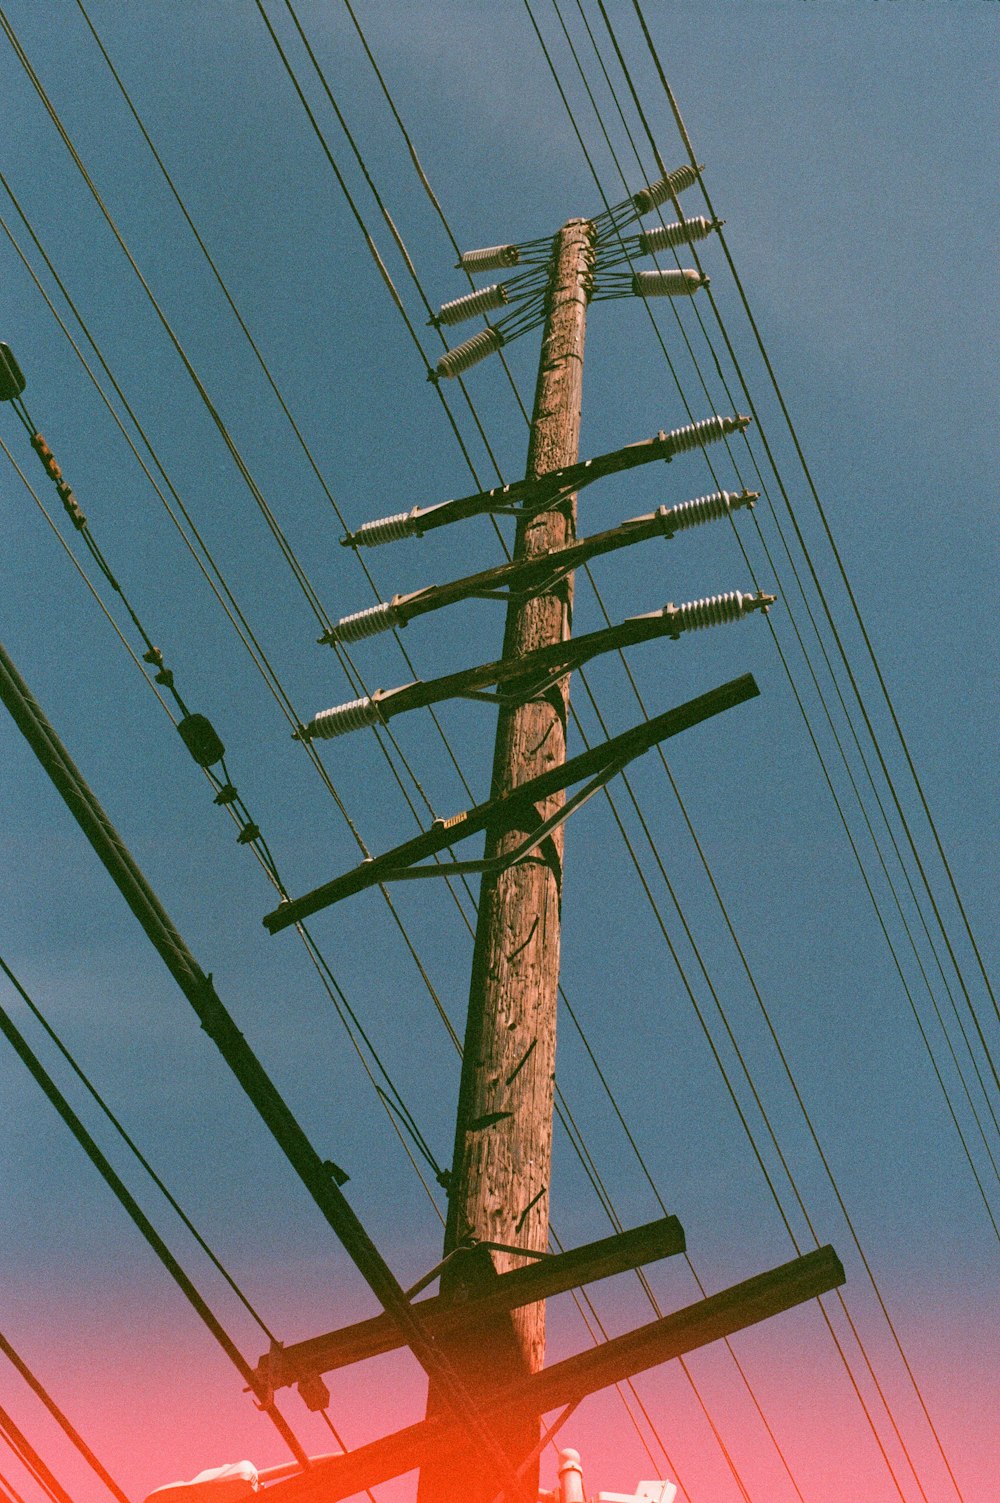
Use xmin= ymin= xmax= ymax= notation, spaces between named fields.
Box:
xmin=265 ymin=1246 xmax=844 ymax=1503
xmin=258 ymin=1215 xmax=685 ymax=1389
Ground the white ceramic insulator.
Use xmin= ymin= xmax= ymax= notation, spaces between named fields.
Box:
xmin=666 ymin=490 xmax=743 ymax=531
xmin=638 ymin=216 xmax=716 ymax=253
xmin=633 ymin=163 xmax=700 ymax=214
xmin=632 ymin=268 xmax=708 ymax=298
xmin=351 ymin=512 xmax=418 ymax=547
xmin=436 ymin=327 xmax=505 ymax=379
xmin=328 ymin=601 xmax=401 ymax=642
xmin=457 ymin=244 xmax=521 ymax=271
xmin=437 ymin=283 xmax=510 ymax=327
xmin=674 ymin=590 xmax=752 ymax=633
xmin=307 ymin=696 xmax=381 ymax=740
xmin=665 ymin=412 xmax=746 ymax=457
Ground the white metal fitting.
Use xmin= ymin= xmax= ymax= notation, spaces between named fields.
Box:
xmin=557 ymin=1448 xmax=586 ymax=1503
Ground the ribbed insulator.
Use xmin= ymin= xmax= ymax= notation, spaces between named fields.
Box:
xmin=350 ymin=512 xmax=418 ymax=548
xmin=325 ymin=601 xmax=401 ymax=643
xmin=307 ymin=696 xmax=381 ymax=740
xmin=633 ymin=163 xmax=701 ymax=215
xmin=666 ymin=490 xmax=745 ymax=532
xmin=457 ymin=244 xmax=520 ymax=272
xmin=664 ymin=412 xmax=749 ymax=458
xmin=631 ymin=268 xmax=708 ymax=298
xmin=436 ymin=283 xmax=510 ymax=327
xmin=638 ymin=216 xmax=717 ymax=253
xmin=436 ymin=327 xmax=505 ymax=380
xmin=673 ymin=590 xmax=753 ymax=633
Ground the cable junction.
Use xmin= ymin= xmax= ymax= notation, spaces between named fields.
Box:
xmin=302 ymin=591 xmax=774 ymax=741
xmin=341 ymin=415 xmax=750 ymax=547
xmin=265 ymin=674 xmax=760 ymax=930
xmin=321 ymin=489 xmax=757 ymax=644
xmin=0 ymin=347 xmax=287 ymax=891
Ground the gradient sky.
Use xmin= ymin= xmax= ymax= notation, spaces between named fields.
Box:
xmin=0 ymin=4 xmax=997 ymax=1502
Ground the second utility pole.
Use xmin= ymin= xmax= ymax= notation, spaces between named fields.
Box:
xmin=419 ymin=218 xmax=595 ymax=1503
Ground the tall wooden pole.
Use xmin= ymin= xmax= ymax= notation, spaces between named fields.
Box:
xmin=419 ymin=218 xmax=595 ymax=1503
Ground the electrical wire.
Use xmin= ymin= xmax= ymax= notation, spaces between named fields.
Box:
xmin=0 ymin=1405 xmax=77 ymax=1503
xmin=0 ymin=1330 xmax=131 ymax=1503
xmin=0 ymin=14 xmax=980 ymax=1503
xmin=536 ymin=0 xmax=1000 ymax=1191
xmin=626 ymin=0 xmax=996 ymax=1030
xmin=0 ymin=955 xmax=311 ymax=1469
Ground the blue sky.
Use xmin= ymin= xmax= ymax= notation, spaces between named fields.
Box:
xmin=0 ymin=4 xmax=996 ymax=1502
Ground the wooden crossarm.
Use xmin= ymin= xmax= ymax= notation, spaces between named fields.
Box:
xmin=258 ymin=1215 xmax=685 ymax=1391
xmin=264 ymin=1246 xmax=844 ymax=1503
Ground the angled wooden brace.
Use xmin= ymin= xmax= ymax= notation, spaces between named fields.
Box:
xmin=263 ymin=673 xmax=759 ymax=933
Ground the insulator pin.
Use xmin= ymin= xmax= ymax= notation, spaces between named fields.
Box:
xmin=631 ymin=269 xmax=708 ymax=298
xmin=435 ymin=327 xmax=505 ymax=380
xmin=322 ymin=601 xmax=403 ymax=644
xmin=633 ymin=162 xmax=702 ymax=215
xmin=638 ymin=217 xmax=719 ymax=253
xmin=434 ymin=283 xmax=510 ymax=327
xmin=667 ymin=589 xmax=774 ymax=636
xmin=0 ymin=342 xmax=26 ymax=401
xmin=346 ymin=511 xmax=420 ymax=548
xmin=660 ymin=489 xmax=757 ymax=534
xmin=662 ymin=412 xmax=750 ymax=460
xmin=303 ymin=696 xmax=382 ymax=740
xmin=456 ymin=244 xmax=520 ymax=272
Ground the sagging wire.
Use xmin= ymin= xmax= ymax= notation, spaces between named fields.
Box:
xmin=547 ymin=2 xmax=980 ymax=1490
xmin=248 ymin=11 xmax=812 ymax=1490
xmin=0 ymin=420 xmax=450 ymax=1342
xmin=571 ymin=0 xmax=1000 ymax=1153
xmin=0 ymin=958 xmax=311 ymax=1469
xmin=629 ymin=0 xmax=997 ymax=1034
xmin=0 ymin=1330 xmax=131 ymax=1503
xmin=545 ymin=0 xmax=1000 ymax=1189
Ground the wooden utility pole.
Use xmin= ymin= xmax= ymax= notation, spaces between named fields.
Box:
xmin=419 ymin=218 xmax=595 ymax=1503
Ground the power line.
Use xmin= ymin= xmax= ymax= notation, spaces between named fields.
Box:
xmin=0 ymin=954 xmax=310 ymax=1468
xmin=0 ymin=1330 xmax=131 ymax=1503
